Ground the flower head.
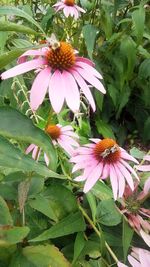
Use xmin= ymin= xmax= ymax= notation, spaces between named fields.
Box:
xmin=118 ymin=247 xmax=150 ymax=267
xmin=1 ymin=39 xmax=105 ymax=113
xmin=53 ymin=0 xmax=86 ymax=20
xmin=120 ymin=178 xmax=150 ymax=247
xmin=70 ymin=138 xmax=139 ymax=200
xmin=26 ymin=124 xmax=79 ymax=165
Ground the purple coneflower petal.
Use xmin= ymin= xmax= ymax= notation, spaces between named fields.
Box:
xmin=75 ymin=61 xmax=102 ymax=79
xmin=49 ymin=70 xmax=65 ymax=113
xmin=109 ymin=165 xmax=118 ymax=200
xmin=76 ymin=57 xmax=95 ymax=67
xmin=117 ymin=162 xmax=134 ymax=191
xmin=136 ymin=165 xmax=150 ymax=172
xmin=1 ymin=58 xmax=46 ymax=80
xmin=44 ymin=153 xmax=49 ymax=166
xmin=128 ymin=255 xmax=140 ymax=267
xmin=26 ymin=144 xmax=35 ymax=154
xmin=114 ymin=165 xmax=125 ymax=198
xmin=30 ymin=67 xmax=51 ymax=111
xmin=121 ymin=151 xmax=139 ymax=164
xmin=144 ymin=177 xmax=150 ymax=195
xmin=120 ymin=159 xmax=139 ymax=180
xmin=140 ymin=229 xmax=150 ymax=247
xmin=84 ymin=163 xmax=103 ymax=193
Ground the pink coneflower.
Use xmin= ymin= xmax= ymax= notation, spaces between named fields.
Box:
xmin=1 ymin=40 xmax=105 ymax=113
xmin=70 ymin=138 xmax=139 ymax=200
xmin=53 ymin=0 xmax=86 ymax=20
xmin=120 ymin=179 xmax=150 ymax=247
xmin=26 ymin=124 xmax=79 ymax=165
xmin=118 ymin=247 xmax=150 ymax=267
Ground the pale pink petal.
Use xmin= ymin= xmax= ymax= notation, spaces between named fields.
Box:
xmin=72 ymin=7 xmax=79 ymax=19
xmin=74 ymin=175 xmax=87 ymax=182
xmin=71 ymin=69 xmax=96 ymax=111
xmin=120 ymin=159 xmax=139 ymax=180
xmin=117 ymin=262 xmax=127 ymax=267
xmin=144 ymin=177 xmax=150 ymax=195
xmin=75 ymin=5 xmax=86 ymax=13
xmin=30 ymin=67 xmax=51 ymax=111
xmin=90 ymin=138 xmax=101 ymax=143
xmin=117 ymin=162 xmax=134 ymax=191
xmin=101 ymin=164 xmax=110 ymax=179
xmin=135 ymin=165 xmax=150 ymax=172
xmin=57 ymin=139 xmax=75 ymax=156
xmin=1 ymin=58 xmax=46 ymax=80
xmin=84 ymin=163 xmax=103 ymax=193
xmin=62 ymin=130 xmax=79 ymax=139
xmin=63 ymin=6 xmax=70 ymax=17
xmin=114 ymin=165 xmax=125 ymax=198
xmin=140 ymin=229 xmax=150 ymax=247
xmin=75 ymin=147 xmax=93 ymax=154
xmin=32 ymin=146 xmax=41 ymax=161
xmin=18 ymin=49 xmax=46 ymax=64
xmin=49 ymin=70 xmax=65 ymax=113
xmin=61 ymin=70 xmax=80 ymax=112
xmin=144 ymin=155 xmax=150 ymax=161
xmin=70 ymin=154 xmax=94 ymax=163
xmin=25 ymin=144 xmax=35 ymax=154
xmin=76 ymin=56 xmax=95 ymax=67
xmin=75 ymin=66 xmax=106 ymax=94
xmin=109 ymin=165 xmax=119 ymax=200
xmin=139 ymin=249 xmax=150 ymax=267
xmin=75 ymin=61 xmax=102 ymax=79
xmin=121 ymin=151 xmax=139 ymax=164
xmin=128 ymin=255 xmax=141 ymax=267
xmin=44 ymin=153 xmax=49 ymax=166
xmin=60 ymin=125 xmax=73 ymax=132
xmin=59 ymin=135 xmax=79 ymax=147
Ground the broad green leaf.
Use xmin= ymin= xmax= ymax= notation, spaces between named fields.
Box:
xmin=0 ymin=136 xmax=61 ymax=178
xmin=91 ymin=181 xmax=113 ymax=200
xmin=23 ymin=245 xmax=71 ymax=267
xmin=116 ymin=86 xmax=131 ymax=119
xmin=0 ymin=183 xmax=17 ymax=200
xmin=122 ymin=218 xmax=134 ymax=261
xmin=82 ymin=24 xmax=97 ymax=59
xmin=139 ymin=59 xmax=150 ymax=78
xmin=130 ymin=147 xmax=145 ymax=159
xmin=0 ymin=196 xmax=13 ymax=225
xmin=96 ymin=199 xmax=122 ymax=226
xmin=42 ymin=183 xmax=78 ymax=220
xmin=0 ymin=22 xmax=40 ymax=35
xmin=132 ymin=6 xmax=145 ymax=44
xmin=0 ymin=107 xmax=57 ymax=170
xmin=0 ymin=6 xmax=44 ymax=33
xmin=72 ymin=232 xmax=85 ymax=265
xmin=86 ymin=192 xmax=97 ymax=223
xmin=0 ymin=226 xmax=30 ymax=245
xmin=0 ymin=48 xmax=27 ymax=69
xmin=29 ymin=195 xmax=58 ymax=222
xmin=100 ymin=8 xmax=112 ymax=39
xmin=96 ymin=119 xmax=115 ymax=139
xmin=30 ymin=211 xmax=86 ymax=242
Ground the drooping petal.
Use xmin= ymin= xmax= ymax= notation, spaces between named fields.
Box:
xmin=61 ymin=70 xmax=80 ymax=112
xmin=128 ymin=255 xmax=141 ymax=267
xmin=109 ymin=165 xmax=119 ymax=200
xmin=63 ymin=6 xmax=71 ymax=17
xmin=75 ymin=5 xmax=86 ymax=13
xmin=18 ymin=49 xmax=46 ymax=63
xmin=30 ymin=67 xmax=51 ymax=111
xmin=135 ymin=165 xmax=150 ymax=172
xmin=140 ymin=229 xmax=150 ymax=247
xmin=44 ymin=153 xmax=49 ymax=166
xmin=76 ymin=56 xmax=95 ymax=67
xmin=114 ymin=165 xmax=125 ymax=198
xmin=49 ymin=70 xmax=65 ymax=113
xmin=1 ymin=58 xmax=46 ymax=79
xmin=75 ymin=66 xmax=106 ymax=94
xmin=121 ymin=151 xmax=139 ymax=164
xmin=117 ymin=162 xmax=134 ymax=191
xmin=84 ymin=163 xmax=103 ymax=193
xmin=60 ymin=125 xmax=73 ymax=132
xmin=139 ymin=248 xmax=150 ymax=267
xmin=71 ymin=69 xmax=96 ymax=111
xmin=60 ymin=135 xmax=79 ymax=147
xmin=144 ymin=177 xmax=150 ymax=195
xmin=75 ymin=61 xmax=102 ymax=79
xmin=144 ymin=155 xmax=150 ymax=161
xmin=101 ymin=164 xmax=110 ymax=179
xmin=25 ymin=144 xmax=35 ymax=154
xmin=117 ymin=262 xmax=127 ymax=267
xmin=120 ymin=159 xmax=139 ymax=180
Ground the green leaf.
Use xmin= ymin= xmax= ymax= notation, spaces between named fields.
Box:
xmin=30 ymin=211 xmax=86 ymax=242
xmin=23 ymin=245 xmax=71 ymax=267
xmin=86 ymin=192 xmax=97 ymax=223
xmin=0 ymin=22 xmax=40 ymax=35
xmin=132 ymin=6 xmax=145 ymax=44
xmin=122 ymin=218 xmax=134 ymax=262
xmin=0 ymin=226 xmax=30 ymax=245
xmin=96 ymin=199 xmax=122 ymax=226
xmin=0 ymin=6 xmax=44 ymax=33
xmin=82 ymin=24 xmax=97 ymax=59
xmin=91 ymin=181 xmax=113 ymax=200
xmin=29 ymin=195 xmax=58 ymax=222
xmin=139 ymin=59 xmax=150 ymax=78
xmin=72 ymin=232 xmax=85 ymax=265
xmin=0 ymin=136 xmax=61 ymax=178
xmin=130 ymin=147 xmax=145 ymax=159
xmin=96 ymin=119 xmax=115 ymax=139
xmin=0 ymin=48 xmax=27 ymax=69
xmin=0 ymin=196 xmax=13 ymax=225
xmin=0 ymin=107 xmax=57 ymax=170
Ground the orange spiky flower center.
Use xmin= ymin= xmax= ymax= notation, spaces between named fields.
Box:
xmin=45 ymin=125 xmax=61 ymax=140
xmin=46 ymin=42 xmax=75 ymax=70
xmin=64 ymin=0 xmax=75 ymax=6
xmin=94 ymin=138 xmax=121 ymax=163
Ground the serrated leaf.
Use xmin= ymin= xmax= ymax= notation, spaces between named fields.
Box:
xmin=0 ymin=196 xmax=13 ymax=225
xmin=30 ymin=211 xmax=86 ymax=242
xmin=82 ymin=24 xmax=97 ymax=59
xmin=23 ymin=245 xmax=71 ymax=267
xmin=96 ymin=199 xmax=122 ymax=226
xmin=0 ymin=107 xmax=57 ymax=170
xmin=0 ymin=226 xmax=30 ymax=245
xmin=0 ymin=22 xmax=40 ymax=35
xmin=0 ymin=6 xmax=44 ymax=33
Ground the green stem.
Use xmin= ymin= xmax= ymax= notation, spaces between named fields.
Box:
xmin=78 ymin=204 xmax=119 ymax=264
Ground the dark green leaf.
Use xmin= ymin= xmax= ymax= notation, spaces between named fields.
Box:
xmin=91 ymin=181 xmax=113 ymax=200
xmin=0 ymin=226 xmax=30 ymax=245
xmin=132 ymin=6 xmax=145 ymax=44
xmin=122 ymin=218 xmax=134 ymax=261
xmin=82 ymin=24 xmax=97 ymax=59
xmin=96 ymin=119 xmax=115 ymax=139
xmin=0 ymin=22 xmax=40 ymax=35
xmin=72 ymin=232 xmax=85 ymax=264
xmin=0 ymin=196 xmax=13 ymax=225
